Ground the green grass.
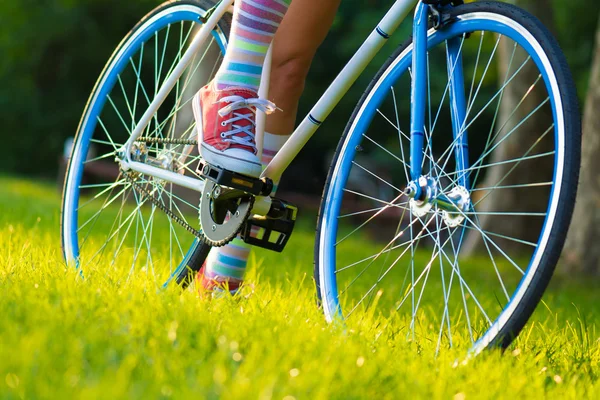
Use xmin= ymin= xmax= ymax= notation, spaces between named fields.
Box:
xmin=1 ymin=175 xmax=599 ymax=399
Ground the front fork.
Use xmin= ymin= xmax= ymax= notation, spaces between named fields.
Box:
xmin=408 ymin=1 xmax=470 ymax=214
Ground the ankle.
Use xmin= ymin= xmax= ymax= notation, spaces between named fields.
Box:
xmin=198 ymin=268 xmax=244 ymax=294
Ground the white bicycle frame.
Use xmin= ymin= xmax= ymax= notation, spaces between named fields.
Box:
xmin=119 ymin=0 xmax=420 ymax=215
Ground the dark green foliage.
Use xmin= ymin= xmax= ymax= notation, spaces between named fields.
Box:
xmin=0 ymin=0 xmax=157 ymax=175
xmin=550 ymin=0 xmax=600 ymax=97
xmin=0 ymin=0 xmax=596 ymax=177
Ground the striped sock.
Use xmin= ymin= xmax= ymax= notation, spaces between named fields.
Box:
xmin=203 ymin=132 xmax=291 ymax=287
xmin=214 ymin=0 xmax=291 ymax=92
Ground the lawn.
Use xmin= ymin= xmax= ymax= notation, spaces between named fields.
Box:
xmin=0 ymin=175 xmax=598 ymax=399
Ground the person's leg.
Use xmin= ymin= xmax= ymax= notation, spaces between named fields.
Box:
xmin=198 ymin=132 xmax=290 ymax=295
xmin=194 ymin=0 xmax=292 ymax=178
xmin=215 ymin=0 xmax=291 ymax=92
xmin=199 ymin=0 xmax=341 ymax=294
xmin=266 ymin=0 xmax=342 ymax=135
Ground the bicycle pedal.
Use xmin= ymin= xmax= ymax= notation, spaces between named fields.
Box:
xmin=198 ymin=162 xmax=272 ymax=196
xmin=241 ymin=199 xmax=298 ymax=253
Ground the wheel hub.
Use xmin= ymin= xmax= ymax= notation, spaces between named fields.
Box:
xmin=441 ymin=185 xmax=470 ymax=227
xmin=130 ymin=142 xmax=148 ymax=163
xmin=407 ymin=176 xmax=471 ymax=227
xmin=409 ymin=198 xmax=432 ymax=218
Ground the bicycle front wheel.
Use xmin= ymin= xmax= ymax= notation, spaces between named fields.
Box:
xmin=61 ymin=0 xmax=229 ymax=287
xmin=315 ymin=1 xmax=580 ymax=355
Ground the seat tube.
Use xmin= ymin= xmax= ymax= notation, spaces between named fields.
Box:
xmin=446 ymin=36 xmax=470 ymax=189
xmin=409 ymin=2 xmax=429 ymax=182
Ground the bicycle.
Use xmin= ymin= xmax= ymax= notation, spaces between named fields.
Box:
xmin=61 ymin=0 xmax=581 ymax=356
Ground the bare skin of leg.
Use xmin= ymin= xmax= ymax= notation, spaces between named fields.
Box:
xmin=265 ymin=0 xmax=341 ymax=136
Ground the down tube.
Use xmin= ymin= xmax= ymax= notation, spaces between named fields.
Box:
xmin=446 ymin=36 xmax=470 ymax=188
xmin=261 ymin=0 xmax=419 ymax=182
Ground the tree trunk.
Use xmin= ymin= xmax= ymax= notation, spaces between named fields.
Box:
xmin=462 ymin=0 xmax=557 ymax=256
xmin=562 ymin=12 xmax=600 ymax=276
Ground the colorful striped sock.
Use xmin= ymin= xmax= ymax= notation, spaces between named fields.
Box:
xmin=214 ymin=0 xmax=291 ymax=92
xmin=203 ymin=132 xmax=291 ymax=287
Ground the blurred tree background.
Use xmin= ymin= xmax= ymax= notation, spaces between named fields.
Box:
xmin=2 ymin=0 xmax=600 ymax=274
xmin=1 ymin=0 xmax=597 ymax=180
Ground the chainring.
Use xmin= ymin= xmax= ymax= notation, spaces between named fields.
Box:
xmin=200 ymin=180 xmax=254 ymax=247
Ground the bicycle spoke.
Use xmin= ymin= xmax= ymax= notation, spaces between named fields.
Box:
xmin=340 ymin=212 xmax=432 ymax=292
xmin=460 ymin=224 xmax=538 ymax=247
xmin=470 ymin=212 xmax=511 ymax=302
xmin=391 ymin=86 xmax=410 ymax=182
xmin=474 ymin=125 xmax=554 ymax=206
xmin=412 ymin=218 xmax=493 ymax=329
xmin=467 ymin=30 xmax=485 ymax=106
xmin=338 ymin=205 xmax=401 ymax=219
xmin=336 ymin=225 xmax=448 ymax=274
xmin=462 ymin=34 xmax=502 ymax=125
xmin=351 ymin=161 xmax=404 ymax=193
xmin=77 ymin=182 xmax=130 ymax=231
xmin=433 ymin=53 xmax=534 ymax=180
xmin=362 ymin=134 xmax=411 ymax=170
xmin=107 ymin=94 xmax=133 ymax=136
xmin=346 ymin=214 xmax=437 ymax=317
xmin=431 ymin=35 xmax=466 ymax=134
xmin=80 ymin=181 xmax=131 ymax=251
xmin=471 ymin=182 xmax=553 ymax=192
xmin=433 ymin=214 xmax=452 ymax=350
xmin=444 ymin=227 xmax=473 ymax=348
xmin=336 ymin=192 xmax=407 ymax=246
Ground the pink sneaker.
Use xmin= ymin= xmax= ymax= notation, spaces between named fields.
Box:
xmin=192 ymin=82 xmax=277 ymax=178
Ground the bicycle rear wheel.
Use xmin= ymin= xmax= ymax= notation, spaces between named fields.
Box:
xmin=61 ymin=0 xmax=229 ymax=287
xmin=315 ymin=1 xmax=580 ymax=355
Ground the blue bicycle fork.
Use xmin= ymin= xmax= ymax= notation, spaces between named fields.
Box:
xmin=408 ymin=2 xmax=470 ymax=212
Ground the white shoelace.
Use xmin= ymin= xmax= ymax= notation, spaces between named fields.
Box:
xmin=216 ymin=96 xmax=279 ymax=152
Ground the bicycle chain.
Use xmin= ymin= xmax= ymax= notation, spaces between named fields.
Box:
xmin=136 ymin=137 xmax=198 ymax=145
xmin=123 ymin=137 xmax=251 ymax=247
xmin=124 ymin=170 xmax=205 ymax=240
xmin=124 ymin=137 xmax=203 ymax=240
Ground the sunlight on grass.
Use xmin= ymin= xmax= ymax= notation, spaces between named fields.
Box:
xmin=0 ymin=176 xmax=599 ymax=398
